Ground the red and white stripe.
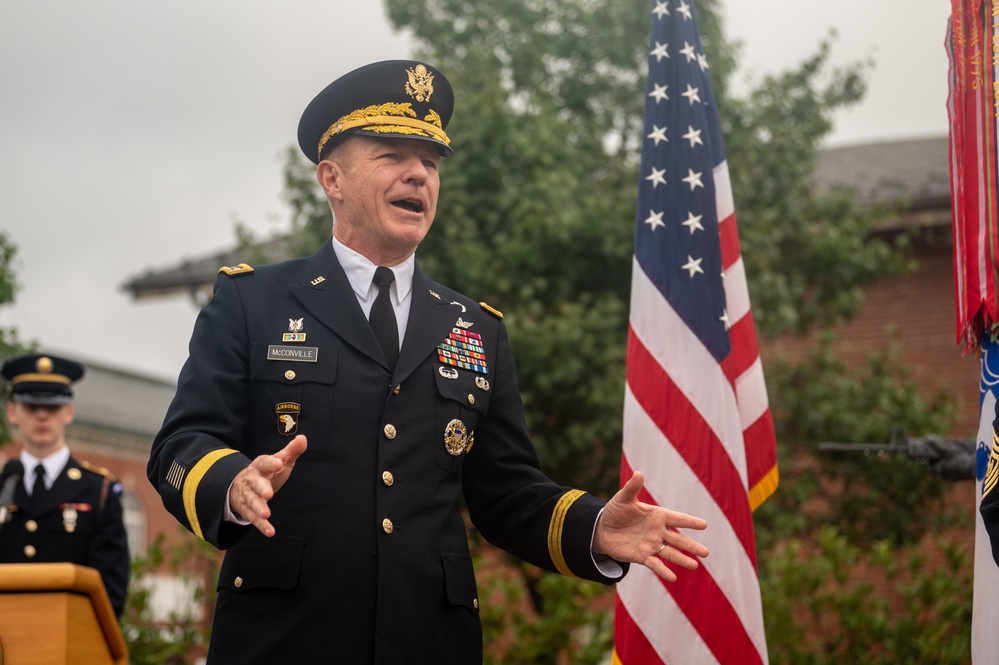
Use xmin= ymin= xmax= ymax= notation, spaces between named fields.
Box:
xmin=614 ymin=160 xmax=774 ymax=664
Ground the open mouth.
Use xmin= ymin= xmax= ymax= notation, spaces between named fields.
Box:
xmin=392 ymin=198 xmax=425 ymax=213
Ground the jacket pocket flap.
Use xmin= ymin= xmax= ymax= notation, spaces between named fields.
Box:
xmin=442 ymin=552 xmax=479 ymax=613
xmin=218 ymin=535 xmax=306 ymax=592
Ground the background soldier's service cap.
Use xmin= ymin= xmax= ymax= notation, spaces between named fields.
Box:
xmin=297 ymin=59 xmax=455 ymax=164
xmin=1 ymin=354 xmax=84 ymax=405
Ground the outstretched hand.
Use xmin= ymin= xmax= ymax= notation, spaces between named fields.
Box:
xmin=228 ymin=435 xmax=308 ymax=537
xmin=593 ymin=471 xmax=709 ymax=582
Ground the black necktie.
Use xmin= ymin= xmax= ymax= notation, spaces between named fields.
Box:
xmin=32 ymin=464 xmax=46 ymax=502
xmin=370 ymin=267 xmax=399 ymax=370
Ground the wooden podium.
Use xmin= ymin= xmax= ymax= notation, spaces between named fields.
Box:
xmin=0 ymin=563 xmax=128 ymax=664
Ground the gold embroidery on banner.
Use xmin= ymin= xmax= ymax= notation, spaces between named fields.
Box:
xmin=984 ymin=430 xmax=999 ymax=499
xmin=405 ymin=64 xmax=435 ymax=102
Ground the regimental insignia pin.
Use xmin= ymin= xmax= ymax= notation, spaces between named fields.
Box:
xmin=429 ymin=289 xmax=441 ymax=300
xmin=444 ymin=419 xmax=467 ymax=456
xmin=475 ymin=376 xmax=490 ymax=392
xmin=67 ymin=468 xmax=81 ymax=480
xmin=439 ymin=366 xmax=459 ymax=380
xmin=283 ymin=318 xmax=307 ymax=342
xmin=276 ymin=402 xmax=301 ymax=435
xmin=455 ymin=317 xmax=473 ymax=329
xmin=62 ymin=506 xmax=78 ymax=533
xmin=311 ymin=276 xmax=326 ymax=286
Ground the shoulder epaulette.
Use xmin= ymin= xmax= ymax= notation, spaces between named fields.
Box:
xmin=218 ymin=263 xmax=254 ymax=276
xmin=80 ymin=460 xmax=118 ymax=483
xmin=479 ymin=302 xmax=503 ymax=320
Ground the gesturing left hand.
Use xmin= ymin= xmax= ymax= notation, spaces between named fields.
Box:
xmin=593 ymin=471 xmax=709 ymax=582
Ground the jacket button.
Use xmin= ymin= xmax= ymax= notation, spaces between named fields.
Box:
xmin=25 ymin=520 xmax=37 ymax=533
xmin=23 ymin=545 xmax=36 ymax=558
xmin=393 ymin=384 xmax=401 ymax=395
xmin=473 ymin=598 xmax=479 ymax=610
xmin=234 ymin=576 xmax=244 ymax=588
xmin=383 ymin=424 xmax=397 ymax=439
xmin=382 ymin=471 xmax=394 ymax=486
xmin=382 ymin=518 xmax=394 ymax=534
xmin=285 ymin=370 xmax=296 ymax=380
xmin=467 ymin=394 xmax=475 ymax=405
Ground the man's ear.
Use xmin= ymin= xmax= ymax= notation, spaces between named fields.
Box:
xmin=316 ymin=159 xmax=345 ymax=202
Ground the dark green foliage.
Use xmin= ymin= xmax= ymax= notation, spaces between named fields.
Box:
xmin=0 ymin=231 xmax=35 ymax=443
xmin=121 ymin=531 xmax=217 ymax=665
xmin=477 ymin=560 xmax=613 ymax=665
xmin=762 ymin=528 xmax=971 ymax=665
xmin=758 ymin=334 xmax=956 ymax=550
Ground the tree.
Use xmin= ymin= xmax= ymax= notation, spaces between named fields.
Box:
xmin=0 ymin=231 xmax=33 ymax=443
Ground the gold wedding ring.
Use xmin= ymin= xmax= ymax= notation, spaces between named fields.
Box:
xmin=657 ymin=544 xmax=666 ymax=557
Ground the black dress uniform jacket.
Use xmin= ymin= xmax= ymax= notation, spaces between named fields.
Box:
xmin=0 ymin=456 xmax=129 ymax=616
xmin=148 ymin=241 xmax=627 ymax=664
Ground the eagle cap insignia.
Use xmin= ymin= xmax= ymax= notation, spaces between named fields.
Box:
xmin=405 ymin=64 xmax=435 ymax=103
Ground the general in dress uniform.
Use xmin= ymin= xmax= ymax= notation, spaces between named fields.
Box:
xmin=1 ymin=354 xmax=130 ymax=617
xmin=148 ymin=60 xmax=709 ymax=664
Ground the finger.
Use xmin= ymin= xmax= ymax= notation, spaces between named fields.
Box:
xmin=276 ymin=434 xmax=308 ymax=465
xmin=662 ymin=509 xmax=708 ymax=531
xmin=659 ymin=544 xmax=702 ymax=572
xmin=648 ymin=556 xmax=678 ymax=583
xmin=665 ymin=529 xmax=710 ymax=558
xmin=613 ymin=471 xmax=645 ymax=505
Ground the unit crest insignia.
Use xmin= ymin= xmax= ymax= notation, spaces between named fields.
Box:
xmin=276 ymin=402 xmax=301 ymax=435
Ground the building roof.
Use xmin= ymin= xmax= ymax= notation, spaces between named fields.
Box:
xmin=813 ymin=135 xmax=949 ymax=208
xmin=121 ymin=135 xmax=951 ymax=302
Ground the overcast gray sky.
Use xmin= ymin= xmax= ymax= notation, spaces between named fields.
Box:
xmin=0 ymin=0 xmax=952 ymax=382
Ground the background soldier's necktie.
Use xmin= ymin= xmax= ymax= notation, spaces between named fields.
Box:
xmin=370 ymin=267 xmax=399 ymax=370
xmin=31 ymin=464 xmax=45 ymax=501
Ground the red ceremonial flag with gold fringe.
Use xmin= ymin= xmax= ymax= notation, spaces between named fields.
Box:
xmin=613 ymin=1 xmax=777 ymax=663
xmin=949 ymin=2 xmax=999 ymax=663
xmin=950 ymin=0 xmax=999 ymax=352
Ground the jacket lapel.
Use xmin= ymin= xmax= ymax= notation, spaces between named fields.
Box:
xmin=34 ymin=458 xmax=85 ymax=515
xmin=395 ymin=268 xmax=466 ymax=383
xmin=288 ymin=245 xmax=465 ymax=379
xmin=289 ymin=243 xmax=387 ymax=368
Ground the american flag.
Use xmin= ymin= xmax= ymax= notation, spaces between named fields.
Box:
xmin=613 ymin=2 xmax=777 ymax=663
xmin=948 ymin=1 xmax=999 ymax=662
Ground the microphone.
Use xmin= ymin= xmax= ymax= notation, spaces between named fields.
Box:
xmin=0 ymin=460 xmax=25 ymax=527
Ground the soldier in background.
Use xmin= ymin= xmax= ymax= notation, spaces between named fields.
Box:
xmin=0 ymin=354 xmax=129 ymax=616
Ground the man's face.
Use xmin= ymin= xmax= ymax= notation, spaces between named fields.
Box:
xmin=5 ymin=401 xmax=74 ymax=457
xmin=320 ymin=136 xmax=441 ymax=265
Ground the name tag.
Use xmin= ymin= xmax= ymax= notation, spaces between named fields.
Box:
xmin=267 ymin=345 xmax=319 ymax=362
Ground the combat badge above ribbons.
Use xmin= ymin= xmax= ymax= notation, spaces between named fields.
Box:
xmin=276 ymin=402 xmax=301 ymax=435
xmin=438 ymin=327 xmax=488 ymax=375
